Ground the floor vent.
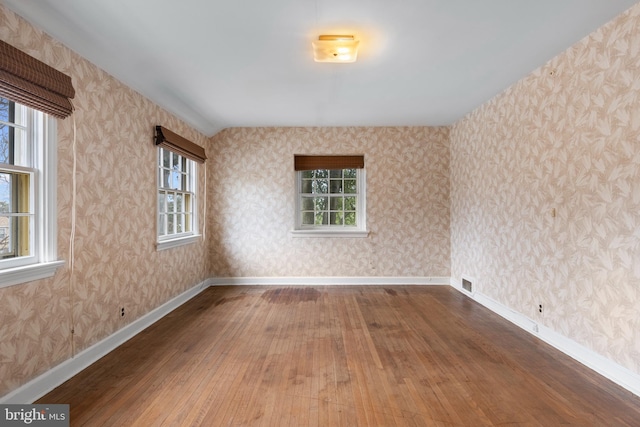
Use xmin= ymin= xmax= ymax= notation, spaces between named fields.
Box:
xmin=462 ymin=277 xmax=473 ymax=292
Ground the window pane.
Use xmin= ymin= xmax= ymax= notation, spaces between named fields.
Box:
xmin=0 ymin=171 xmax=30 ymax=213
xmin=330 ymin=169 xmax=342 ymax=178
xmin=167 ymin=193 xmax=175 ymax=213
xmin=345 ymin=212 xmax=356 ymax=226
xmin=302 ymin=212 xmax=315 ymax=225
xmin=181 ymin=171 xmax=188 ymax=191
xmin=315 ymin=169 xmax=328 ymax=179
xmin=162 ymin=170 xmax=170 ymax=188
xmin=169 ymin=171 xmax=180 ymax=190
xmin=345 ymin=196 xmax=357 ymax=211
xmin=315 ymin=212 xmax=328 ymax=225
xmin=313 ymin=179 xmax=328 ymax=194
xmin=330 ymin=179 xmax=342 ymax=194
xmin=0 ymin=173 xmax=10 ymax=212
xmin=177 ymin=214 xmax=184 ymax=233
xmin=344 ymin=179 xmax=357 ymax=193
xmin=0 ymin=124 xmax=9 ymax=164
xmin=0 ymin=215 xmax=32 ymax=259
xmin=162 ymin=148 xmax=170 ymax=168
xmin=158 ymin=213 xmax=165 ymax=236
xmin=172 ymin=153 xmax=179 ymax=170
xmin=0 ymin=98 xmax=10 ymax=123
xmin=12 ymin=128 xmax=29 ymax=167
xmin=301 ymin=180 xmax=313 ymax=194
xmin=330 ymin=212 xmax=343 ymax=225
xmin=184 ymin=193 xmax=191 ymax=213
xmin=301 ymin=197 xmax=314 ymax=210
xmin=330 ymin=197 xmax=343 ymax=210
xmin=158 ymin=192 xmax=166 ymax=213
xmin=185 ymin=213 xmax=192 ymax=232
xmin=167 ymin=214 xmax=175 ymax=234
xmin=314 ymin=197 xmax=328 ymax=211
xmin=344 ymin=168 xmax=356 ymax=178
xmin=0 ymin=215 xmax=12 ymax=255
xmin=302 ymin=170 xmax=313 ymax=179
xmin=176 ymin=194 xmax=183 ymax=212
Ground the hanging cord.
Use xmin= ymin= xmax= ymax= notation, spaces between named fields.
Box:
xmin=201 ymin=158 xmax=208 ymax=285
xmin=68 ymin=103 xmax=77 ymax=357
xmin=202 ymin=162 xmax=207 ymax=241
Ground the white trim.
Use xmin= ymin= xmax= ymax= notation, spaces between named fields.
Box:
xmin=0 ymin=280 xmax=208 ymax=404
xmin=209 ymin=276 xmax=451 ymax=286
xmin=0 ymin=260 xmax=64 ymax=289
xmin=290 ymin=229 xmax=369 ymax=238
xmin=156 ymin=234 xmax=201 ymax=251
xmin=449 ymin=278 xmax=640 ymax=398
xmin=42 ymin=117 xmax=58 ymax=262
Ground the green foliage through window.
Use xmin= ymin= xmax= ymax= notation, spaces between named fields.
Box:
xmin=300 ymin=168 xmax=358 ymax=227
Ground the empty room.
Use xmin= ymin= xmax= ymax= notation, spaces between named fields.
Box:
xmin=1 ymin=0 xmax=640 ymax=425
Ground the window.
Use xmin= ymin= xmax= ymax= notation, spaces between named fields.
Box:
xmin=293 ymin=155 xmax=368 ymax=237
xmin=157 ymin=146 xmax=199 ymax=249
xmin=0 ymin=97 xmax=62 ymax=288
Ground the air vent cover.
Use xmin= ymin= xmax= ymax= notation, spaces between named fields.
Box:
xmin=462 ymin=278 xmax=472 ymax=292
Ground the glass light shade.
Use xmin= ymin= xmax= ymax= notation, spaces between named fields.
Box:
xmin=312 ymin=35 xmax=359 ymax=63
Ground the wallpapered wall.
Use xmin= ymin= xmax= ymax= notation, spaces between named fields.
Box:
xmin=208 ymin=127 xmax=451 ymax=278
xmin=2 ymin=0 xmax=639 ymax=401
xmin=0 ymin=6 xmax=209 ymax=397
xmin=450 ymin=3 xmax=640 ymax=375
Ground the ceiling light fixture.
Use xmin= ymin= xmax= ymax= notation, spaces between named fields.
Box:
xmin=312 ymin=35 xmax=359 ymax=63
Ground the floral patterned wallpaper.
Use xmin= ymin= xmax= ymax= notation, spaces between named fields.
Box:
xmin=208 ymin=127 xmax=451 ymax=278
xmin=450 ymin=3 xmax=640 ymax=374
xmin=0 ymin=5 xmax=209 ymax=396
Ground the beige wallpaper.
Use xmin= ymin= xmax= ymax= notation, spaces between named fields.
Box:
xmin=208 ymin=127 xmax=451 ymax=278
xmin=0 ymin=5 xmax=209 ymax=397
xmin=3 ymin=0 xmax=639 ymax=401
xmin=450 ymin=4 xmax=640 ymax=375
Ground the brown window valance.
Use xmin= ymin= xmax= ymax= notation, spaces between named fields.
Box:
xmin=294 ymin=155 xmax=364 ymax=171
xmin=0 ymin=39 xmax=75 ymax=118
xmin=155 ymin=126 xmax=207 ymax=163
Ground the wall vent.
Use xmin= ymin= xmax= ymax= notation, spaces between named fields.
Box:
xmin=462 ymin=277 xmax=473 ymax=293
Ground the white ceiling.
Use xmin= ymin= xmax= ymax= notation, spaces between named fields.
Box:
xmin=4 ymin=0 xmax=638 ymax=136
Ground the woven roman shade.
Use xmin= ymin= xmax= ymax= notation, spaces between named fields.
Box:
xmin=0 ymin=39 xmax=75 ymax=118
xmin=294 ymin=155 xmax=364 ymax=171
xmin=155 ymin=126 xmax=207 ymax=163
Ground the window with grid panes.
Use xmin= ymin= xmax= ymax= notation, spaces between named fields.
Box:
xmin=295 ymin=167 xmax=367 ymax=236
xmin=0 ymin=97 xmax=62 ymax=288
xmin=157 ymin=147 xmax=196 ymax=241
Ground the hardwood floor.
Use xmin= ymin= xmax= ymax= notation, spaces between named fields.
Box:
xmin=38 ymin=286 xmax=640 ymax=426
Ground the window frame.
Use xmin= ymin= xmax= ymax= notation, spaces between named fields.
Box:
xmin=0 ymin=100 xmax=63 ymax=289
xmin=156 ymin=146 xmax=200 ymax=250
xmin=291 ymin=167 xmax=368 ymax=238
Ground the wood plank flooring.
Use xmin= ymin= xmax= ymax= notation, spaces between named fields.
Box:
xmin=38 ymin=286 xmax=640 ymax=426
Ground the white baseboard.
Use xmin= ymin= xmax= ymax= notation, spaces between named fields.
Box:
xmin=450 ymin=278 xmax=640 ymax=398
xmin=208 ymin=276 xmax=451 ymax=286
xmin=7 ymin=276 xmax=637 ymax=403
xmin=1 ymin=280 xmax=209 ymax=404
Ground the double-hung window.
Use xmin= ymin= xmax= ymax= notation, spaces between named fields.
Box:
xmin=292 ymin=155 xmax=368 ymax=238
xmin=0 ymin=97 xmax=61 ymax=288
xmin=157 ymin=147 xmax=198 ymax=249
xmin=155 ymin=126 xmax=205 ymax=250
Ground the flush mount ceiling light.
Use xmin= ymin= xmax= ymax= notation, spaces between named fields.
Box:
xmin=312 ymin=35 xmax=359 ymax=63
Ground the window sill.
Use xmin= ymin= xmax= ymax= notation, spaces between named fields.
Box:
xmin=156 ymin=234 xmax=201 ymax=251
xmin=0 ymin=260 xmax=65 ymax=289
xmin=291 ymin=229 xmax=370 ymax=238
